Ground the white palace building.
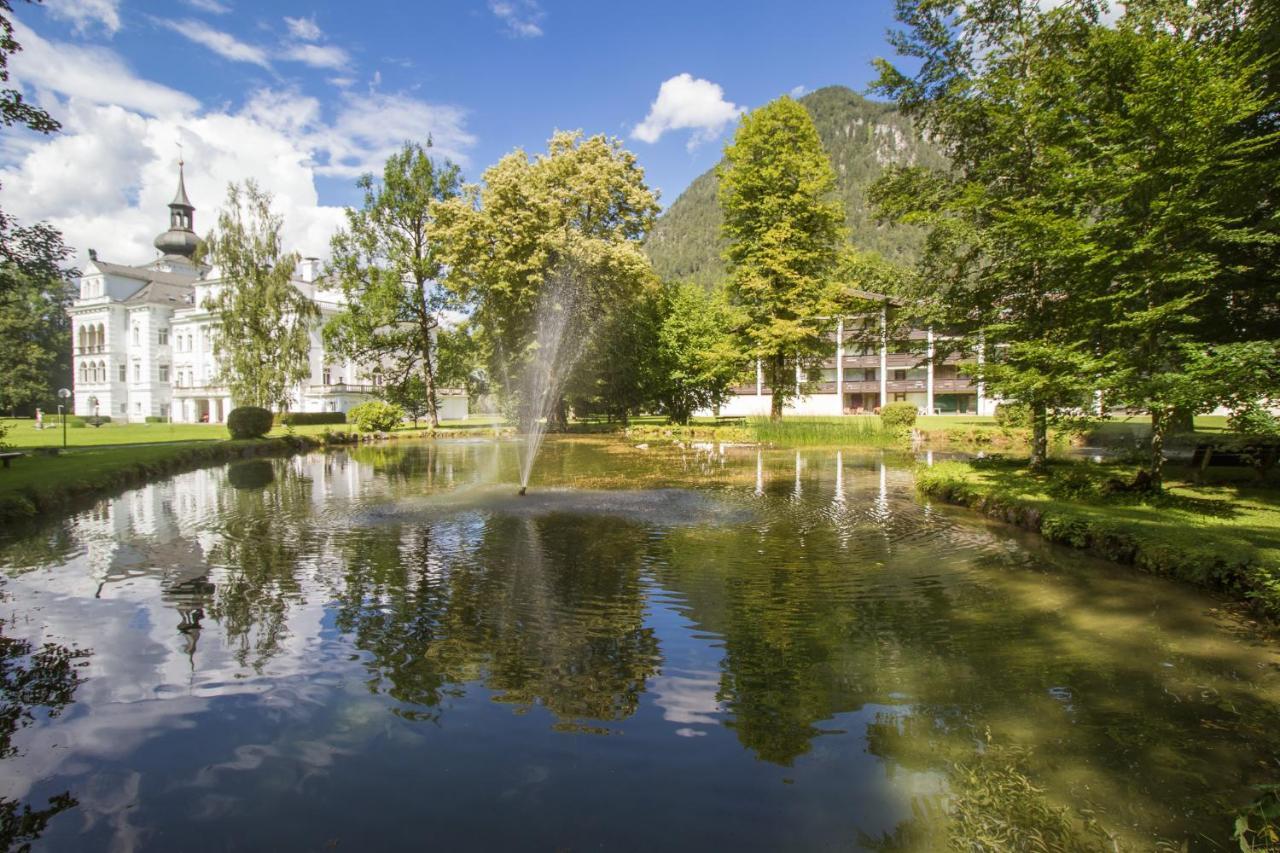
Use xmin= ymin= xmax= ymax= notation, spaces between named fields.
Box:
xmin=68 ymin=163 xmax=467 ymax=424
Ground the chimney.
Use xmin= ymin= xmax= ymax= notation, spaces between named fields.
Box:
xmin=299 ymin=257 xmax=321 ymax=283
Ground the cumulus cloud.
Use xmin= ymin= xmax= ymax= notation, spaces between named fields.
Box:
xmin=1 ymin=25 xmax=476 ymax=266
xmin=9 ymin=21 xmax=198 ymax=116
xmin=44 ymin=0 xmax=121 ymax=35
xmin=632 ymin=73 xmax=744 ymax=150
xmin=489 ymin=0 xmax=544 ymax=38
xmin=182 ymin=0 xmax=231 ymax=12
xmin=158 ymin=18 xmax=271 ymax=68
xmin=283 ymin=16 xmax=322 ymax=41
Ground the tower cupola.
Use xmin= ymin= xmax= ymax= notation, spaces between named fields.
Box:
xmin=153 ymin=159 xmax=201 ymax=259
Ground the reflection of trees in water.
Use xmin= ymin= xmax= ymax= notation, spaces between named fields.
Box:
xmin=204 ymin=461 xmax=319 ymax=670
xmin=652 ymin=513 xmax=1280 ymax=847
xmin=0 ymin=598 xmax=91 ymax=852
xmin=332 ymin=513 xmax=661 ymax=728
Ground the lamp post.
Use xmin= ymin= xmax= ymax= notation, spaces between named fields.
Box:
xmin=58 ymin=387 xmax=71 ymax=448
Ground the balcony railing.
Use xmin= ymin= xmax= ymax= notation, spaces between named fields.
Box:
xmin=74 ymin=346 xmax=107 ymax=355
xmin=308 ymin=383 xmax=378 ymax=395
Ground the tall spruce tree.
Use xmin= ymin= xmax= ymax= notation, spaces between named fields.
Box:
xmin=325 ymin=142 xmax=463 ymax=427
xmin=203 ymin=181 xmax=318 ymax=411
xmin=718 ymin=96 xmax=845 ymax=420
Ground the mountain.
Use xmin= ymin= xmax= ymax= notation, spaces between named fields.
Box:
xmin=643 ymin=86 xmax=947 ymax=289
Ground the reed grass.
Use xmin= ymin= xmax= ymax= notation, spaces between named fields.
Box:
xmin=748 ymin=415 xmax=901 ymax=447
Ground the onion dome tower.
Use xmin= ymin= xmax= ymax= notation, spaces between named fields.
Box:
xmin=153 ymin=159 xmax=201 ymax=259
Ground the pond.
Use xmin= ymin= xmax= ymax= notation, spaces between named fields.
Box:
xmin=0 ymin=438 xmax=1276 ymax=851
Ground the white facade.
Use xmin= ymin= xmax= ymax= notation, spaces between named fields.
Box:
xmin=69 ymin=167 xmax=467 ymax=424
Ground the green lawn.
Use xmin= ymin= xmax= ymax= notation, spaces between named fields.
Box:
xmin=917 ymin=458 xmax=1280 ymax=616
xmin=0 ymin=416 xmax=504 ymax=450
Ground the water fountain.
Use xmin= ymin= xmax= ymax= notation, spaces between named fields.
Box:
xmin=515 ymin=266 xmax=591 ymax=495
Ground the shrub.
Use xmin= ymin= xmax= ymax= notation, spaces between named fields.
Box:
xmin=1228 ymin=403 xmax=1280 ymax=437
xmin=348 ymin=400 xmax=404 ymax=432
xmin=226 ymin=406 xmax=273 ymax=440
xmin=145 ymin=416 xmax=165 ymax=423
xmin=880 ymin=402 xmax=917 ymax=430
xmin=994 ymin=403 xmax=1031 ymax=429
xmin=277 ymin=411 xmax=347 ymax=426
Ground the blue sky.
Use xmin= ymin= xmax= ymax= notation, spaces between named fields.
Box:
xmin=3 ymin=0 xmax=906 ymax=263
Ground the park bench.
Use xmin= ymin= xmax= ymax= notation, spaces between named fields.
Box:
xmin=1189 ymin=441 xmax=1279 ymax=478
xmin=0 ymin=451 xmax=23 ymax=469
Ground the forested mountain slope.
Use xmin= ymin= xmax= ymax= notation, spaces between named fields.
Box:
xmin=644 ymin=86 xmax=946 ymax=288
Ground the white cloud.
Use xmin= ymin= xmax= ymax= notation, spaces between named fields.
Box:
xmin=182 ymin=0 xmax=231 ymax=12
xmin=790 ymin=84 xmax=808 ymax=98
xmin=9 ymin=21 xmax=198 ymax=116
xmin=632 ymin=73 xmax=744 ymax=150
xmin=283 ymin=16 xmax=322 ymax=41
xmin=157 ymin=18 xmax=271 ymax=69
xmin=45 ymin=0 xmax=121 ymax=35
xmin=1 ymin=26 xmax=476 ymax=266
xmin=489 ymin=0 xmax=544 ymax=38
xmin=281 ymin=43 xmax=349 ymax=70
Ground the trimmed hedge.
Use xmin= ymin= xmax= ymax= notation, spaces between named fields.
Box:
xmin=144 ymin=416 xmax=165 ymax=423
xmin=880 ymin=402 xmax=918 ymax=430
xmin=277 ymin=411 xmax=347 ymax=426
xmin=226 ymin=406 xmax=273 ymax=439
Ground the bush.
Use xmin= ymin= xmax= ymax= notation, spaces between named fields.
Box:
xmin=145 ymin=416 xmax=165 ymax=423
xmin=226 ymin=406 xmax=273 ymax=440
xmin=348 ymin=400 xmax=404 ymax=432
xmin=880 ymin=402 xmax=918 ymax=430
xmin=277 ymin=411 xmax=347 ymax=426
xmin=994 ymin=403 xmax=1031 ymax=429
xmin=1228 ymin=403 xmax=1280 ymax=437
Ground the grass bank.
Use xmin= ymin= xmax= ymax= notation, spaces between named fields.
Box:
xmin=0 ymin=435 xmax=329 ymax=526
xmin=916 ymin=458 xmax=1280 ymax=617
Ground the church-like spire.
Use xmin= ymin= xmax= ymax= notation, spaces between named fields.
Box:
xmin=154 ymin=158 xmax=201 ymax=259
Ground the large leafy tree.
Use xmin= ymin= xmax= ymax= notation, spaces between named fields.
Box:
xmin=202 ymin=181 xmax=318 ymax=411
xmin=871 ymin=0 xmax=1104 ymax=468
xmin=0 ymin=266 xmax=71 ymax=415
xmin=718 ymin=96 xmax=845 ymax=420
xmin=433 ymin=131 xmax=659 ymax=429
xmin=1075 ymin=6 xmax=1280 ymax=488
xmin=649 ymin=282 xmax=742 ymax=424
xmin=325 ymin=142 xmax=463 ymax=427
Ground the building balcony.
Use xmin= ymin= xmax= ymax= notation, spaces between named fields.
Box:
xmin=307 ymin=383 xmax=377 ymax=395
xmin=75 ymin=346 xmax=108 ymax=355
xmin=172 ymin=384 xmax=228 ymax=397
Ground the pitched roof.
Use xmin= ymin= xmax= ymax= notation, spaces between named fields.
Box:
xmin=89 ymin=260 xmax=199 ymax=287
xmin=124 ymin=279 xmax=195 ymax=306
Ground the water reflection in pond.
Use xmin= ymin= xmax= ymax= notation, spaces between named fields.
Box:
xmin=0 ymin=438 xmax=1277 ymax=851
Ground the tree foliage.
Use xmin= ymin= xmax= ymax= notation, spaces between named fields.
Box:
xmin=648 ymin=282 xmax=743 ymax=424
xmin=719 ymin=95 xmax=845 ymax=419
xmin=202 ymin=181 xmax=318 ymax=411
xmin=0 ymin=265 xmax=71 ymax=415
xmin=325 ymin=141 xmax=463 ymax=427
xmin=433 ymin=131 xmax=659 ymax=427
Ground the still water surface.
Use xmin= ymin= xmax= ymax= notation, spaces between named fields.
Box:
xmin=0 ymin=439 xmax=1277 ymax=851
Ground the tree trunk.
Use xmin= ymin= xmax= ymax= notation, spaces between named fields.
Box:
xmin=421 ymin=338 xmax=440 ymax=428
xmin=1029 ymin=401 xmax=1049 ymax=471
xmin=770 ymin=354 xmax=785 ymax=421
xmin=549 ymin=394 xmax=568 ymax=432
xmin=1148 ymin=405 xmax=1169 ymax=492
xmin=1168 ymin=406 xmax=1195 ymax=434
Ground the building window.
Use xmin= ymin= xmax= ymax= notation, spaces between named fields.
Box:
xmin=893 ymin=392 xmax=907 ymax=402
xmin=135 ymin=401 xmax=142 ymax=414
xmin=118 ymin=364 xmax=127 ymax=383
xmin=132 ymin=326 xmax=140 ymax=345
xmin=119 ymin=403 xmax=126 ymax=414
xmin=159 ymin=365 xmax=170 ymax=382
xmin=158 ymin=328 xmax=169 ymax=346
xmin=134 ymin=364 xmax=141 ymax=382
xmin=160 ymin=405 xmax=169 ymax=419
xmin=893 ymin=369 xmax=907 ymax=381
xmin=323 ymin=368 xmax=331 ymax=385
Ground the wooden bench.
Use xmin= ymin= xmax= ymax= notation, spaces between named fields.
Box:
xmin=0 ymin=451 xmax=23 ymax=469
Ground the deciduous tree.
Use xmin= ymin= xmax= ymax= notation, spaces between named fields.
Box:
xmin=325 ymin=141 xmax=463 ymax=427
xmin=718 ymin=96 xmax=845 ymax=420
xmin=203 ymin=181 xmax=318 ymax=411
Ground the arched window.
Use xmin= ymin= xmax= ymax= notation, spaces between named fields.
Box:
xmin=77 ymin=327 xmax=85 ymax=351
xmin=79 ymin=362 xmax=87 ymax=383
xmin=98 ymin=361 xmax=106 ymax=383
xmin=96 ymin=324 xmax=105 ymax=350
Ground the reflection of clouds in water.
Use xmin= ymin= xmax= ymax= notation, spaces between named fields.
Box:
xmin=651 ymin=670 xmax=722 ymax=729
